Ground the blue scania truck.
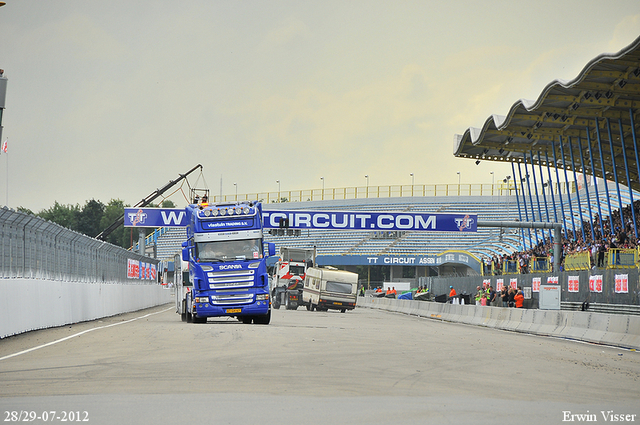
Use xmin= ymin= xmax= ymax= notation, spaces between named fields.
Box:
xmin=178 ymin=200 xmax=275 ymax=324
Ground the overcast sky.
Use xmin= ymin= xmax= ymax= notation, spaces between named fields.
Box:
xmin=1 ymin=1 xmax=639 ymax=212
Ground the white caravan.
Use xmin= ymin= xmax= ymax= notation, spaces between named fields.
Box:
xmin=303 ymin=267 xmax=358 ymax=313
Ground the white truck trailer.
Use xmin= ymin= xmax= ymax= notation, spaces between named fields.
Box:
xmin=271 ymin=247 xmax=315 ymax=309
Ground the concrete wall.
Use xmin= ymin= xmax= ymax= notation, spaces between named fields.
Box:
xmin=0 ymin=279 xmax=173 ymax=339
xmin=357 ymin=296 xmax=640 ymax=350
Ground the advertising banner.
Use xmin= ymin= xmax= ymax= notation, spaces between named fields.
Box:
xmin=263 ymin=210 xmax=477 ymax=232
xmin=123 ymin=207 xmax=477 ymax=233
xmin=568 ymin=276 xmax=580 ymax=293
xmin=589 ymin=275 xmax=603 ymax=293
xmin=532 ymin=277 xmax=541 ymax=293
xmin=615 ymin=274 xmax=629 ymax=293
xmin=124 ymin=208 xmax=188 ymax=227
xmin=510 ymin=278 xmax=518 ymax=290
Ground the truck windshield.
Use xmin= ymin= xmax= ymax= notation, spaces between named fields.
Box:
xmin=196 ymin=238 xmax=262 ymax=262
xmin=289 ymin=265 xmax=305 ymax=276
xmin=326 ymin=281 xmax=353 ymax=294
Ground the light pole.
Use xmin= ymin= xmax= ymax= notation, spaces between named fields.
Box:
xmin=276 ymin=180 xmax=280 ymax=203
xmin=320 ymin=177 xmax=324 ymax=200
xmin=457 ymin=172 xmax=461 ymax=196
xmin=410 ymin=173 xmax=414 ymax=197
xmin=490 ymin=171 xmax=494 ymax=196
xmin=365 ymin=175 xmax=369 ymax=198
xmin=233 ymin=182 xmax=237 ymax=200
xmin=504 ymin=175 xmax=511 ymax=217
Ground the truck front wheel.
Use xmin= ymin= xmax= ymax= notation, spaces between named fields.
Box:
xmin=254 ymin=309 xmax=271 ymax=325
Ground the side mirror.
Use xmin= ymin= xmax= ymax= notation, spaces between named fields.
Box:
xmin=268 ymin=242 xmax=276 ymax=257
xmin=182 ymin=247 xmax=190 ymax=262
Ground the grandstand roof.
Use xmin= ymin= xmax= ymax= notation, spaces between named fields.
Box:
xmin=454 ymin=35 xmax=640 ymax=192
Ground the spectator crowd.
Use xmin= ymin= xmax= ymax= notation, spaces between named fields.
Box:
xmin=482 ymin=198 xmax=640 ymax=274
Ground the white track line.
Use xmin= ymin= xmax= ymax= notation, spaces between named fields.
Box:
xmin=0 ymin=307 xmax=173 ymax=361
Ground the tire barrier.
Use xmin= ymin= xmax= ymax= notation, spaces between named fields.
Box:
xmin=357 ymin=296 xmax=640 ymax=350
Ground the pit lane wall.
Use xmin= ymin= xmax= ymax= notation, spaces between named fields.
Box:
xmin=0 ymin=279 xmax=172 ymax=338
xmin=0 ymin=207 xmax=173 ymax=339
xmin=357 ymin=297 xmax=640 ymax=350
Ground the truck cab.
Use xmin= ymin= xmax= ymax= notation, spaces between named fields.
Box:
xmin=180 ymin=201 xmax=275 ymax=324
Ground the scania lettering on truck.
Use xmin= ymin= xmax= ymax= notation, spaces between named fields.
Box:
xmin=179 ymin=201 xmax=275 ymax=324
xmin=303 ymin=267 xmax=358 ymax=313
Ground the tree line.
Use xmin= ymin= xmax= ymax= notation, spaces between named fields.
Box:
xmin=18 ymin=199 xmax=175 ymax=249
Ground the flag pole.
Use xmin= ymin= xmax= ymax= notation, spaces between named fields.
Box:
xmin=3 ymin=138 xmax=7 ymax=206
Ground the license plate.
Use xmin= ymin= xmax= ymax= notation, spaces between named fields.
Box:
xmin=334 ymin=302 xmax=342 ymax=305
xmin=226 ymin=308 xmax=242 ymax=314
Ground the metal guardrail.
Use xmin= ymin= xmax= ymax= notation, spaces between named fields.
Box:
xmin=561 ymin=301 xmax=640 ymax=316
xmin=564 ymin=252 xmax=591 ymax=271
xmin=606 ymin=249 xmax=638 ymax=269
xmin=0 ymin=207 xmax=157 ymax=283
xmin=212 ymin=181 xmax=574 ymax=204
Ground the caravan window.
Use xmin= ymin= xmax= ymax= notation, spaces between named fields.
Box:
xmin=326 ymin=280 xmax=353 ymax=294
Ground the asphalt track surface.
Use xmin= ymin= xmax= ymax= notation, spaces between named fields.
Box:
xmin=1 ymin=303 xmax=639 ymax=425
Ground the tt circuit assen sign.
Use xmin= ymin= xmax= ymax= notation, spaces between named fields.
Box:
xmin=124 ymin=207 xmax=477 ymax=233
xmin=262 ymin=210 xmax=477 ymax=232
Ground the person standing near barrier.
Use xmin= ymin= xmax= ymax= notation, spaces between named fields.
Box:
xmin=501 ymin=285 xmax=509 ymax=307
xmin=597 ymin=240 xmax=606 ymax=268
xmin=514 ymin=290 xmax=524 ymax=308
xmin=508 ymin=287 xmax=516 ymax=307
xmin=488 ymin=286 xmax=497 ymax=306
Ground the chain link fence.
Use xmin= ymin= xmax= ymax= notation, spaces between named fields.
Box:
xmin=0 ymin=206 xmax=158 ymax=283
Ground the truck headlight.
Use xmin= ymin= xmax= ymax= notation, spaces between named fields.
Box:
xmin=256 ymin=294 xmax=269 ymax=301
xmin=195 ymin=297 xmax=209 ymax=303
xmin=248 ymin=262 xmax=260 ymax=269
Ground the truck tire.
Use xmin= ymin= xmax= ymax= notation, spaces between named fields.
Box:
xmin=273 ymin=301 xmax=280 ymax=310
xmin=254 ymin=309 xmax=271 ymax=325
xmin=193 ymin=315 xmax=207 ymax=324
xmin=181 ymin=300 xmax=187 ymax=322
xmin=241 ymin=317 xmax=253 ymax=324
xmin=186 ymin=309 xmax=193 ymax=323
xmin=309 ymin=303 xmax=315 ymax=312
xmin=340 ymin=309 xmax=346 ymax=313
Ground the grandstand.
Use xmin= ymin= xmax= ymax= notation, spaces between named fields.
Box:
xmin=146 ymin=180 xmax=638 ymax=280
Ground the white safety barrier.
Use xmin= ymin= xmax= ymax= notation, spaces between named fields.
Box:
xmin=0 ymin=279 xmax=173 ymax=339
xmin=358 ymin=297 xmax=640 ymax=350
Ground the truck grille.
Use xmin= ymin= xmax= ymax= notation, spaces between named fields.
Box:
xmin=210 ymin=294 xmax=254 ymax=305
xmin=208 ymin=269 xmax=255 ymax=289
